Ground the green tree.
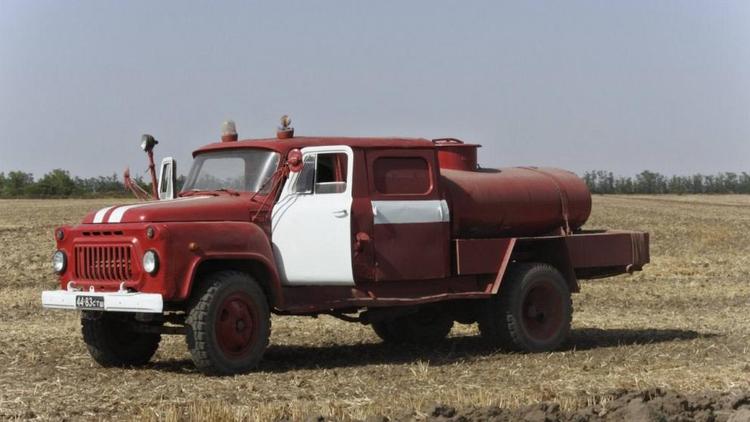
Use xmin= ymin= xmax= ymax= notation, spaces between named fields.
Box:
xmin=635 ymin=170 xmax=667 ymax=194
xmin=723 ymin=172 xmax=738 ymax=193
xmin=739 ymin=173 xmax=750 ymax=194
xmin=614 ymin=176 xmax=634 ymax=193
xmin=27 ymin=169 xmax=77 ymax=197
xmin=2 ymin=171 xmax=34 ymax=197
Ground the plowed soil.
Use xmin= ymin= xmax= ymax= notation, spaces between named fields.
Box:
xmin=0 ymin=195 xmax=749 ymax=421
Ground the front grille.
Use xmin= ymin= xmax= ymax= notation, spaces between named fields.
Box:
xmin=74 ymin=245 xmax=134 ymax=281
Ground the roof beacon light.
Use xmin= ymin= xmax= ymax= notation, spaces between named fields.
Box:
xmin=277 ymin=114 xmax=294 ymax=139
xmin=221 ymin=120 xmax=238 ymax=142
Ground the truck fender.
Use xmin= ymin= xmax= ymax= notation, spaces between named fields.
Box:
xmin=176 ymin=222 xmax=284 ymax=308
xmin=496 ymin=237 xmax=579 ymax=293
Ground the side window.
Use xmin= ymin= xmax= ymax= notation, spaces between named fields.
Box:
xmin=293 ymin=155 xmax=316 ymax=193
xmin=315 ymin=153 xmax=347 ymax=194
xmin=374 ymin=157 xmax=431 ymax=195
xmin=293 ymin=153 xmax=348 ymax=194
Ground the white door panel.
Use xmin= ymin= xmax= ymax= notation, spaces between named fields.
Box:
xmin=271 ymin=146 xmax=354 ymax=286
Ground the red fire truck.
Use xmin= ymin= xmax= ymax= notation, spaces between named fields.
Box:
xmin=42 ymin=118 xmax=649 ymax=375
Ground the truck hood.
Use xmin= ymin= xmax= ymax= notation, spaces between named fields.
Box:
xmin=82 ymin=196 xmax=256 ymax=224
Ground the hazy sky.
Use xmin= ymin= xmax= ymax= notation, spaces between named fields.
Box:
xmin=1 ymin=1 xmax=748 ymax=178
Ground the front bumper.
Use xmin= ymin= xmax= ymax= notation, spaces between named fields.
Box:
xmin=41 ymin=284 xmax=163 ymax=313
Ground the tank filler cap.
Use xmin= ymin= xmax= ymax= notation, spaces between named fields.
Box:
xmin=433 ymin=137 xmax=481 ymax=171
xmin=277 ymin=115 xmax=294 ymax=139
xmin=432 ymin=138 xmax=482 ymax=147
xmin=432 ymin=138 xmax=465 ymax=145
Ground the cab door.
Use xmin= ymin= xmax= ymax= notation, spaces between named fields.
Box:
xmin=367 ymin=149 xmax=451 ymax=281
xmin=271 ymin=146 xmax=355 ymax=285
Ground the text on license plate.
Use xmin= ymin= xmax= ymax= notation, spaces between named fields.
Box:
xmin=75 ymin=295 xmax=104 ymax=310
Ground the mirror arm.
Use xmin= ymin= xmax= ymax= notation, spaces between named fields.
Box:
xmin=124 ymin=167 xmax=152 ymax=201
xmin=147 ymin=150 xmax=159 ymax=200
xmin=250 ymin=166 xmax=289 ymax=222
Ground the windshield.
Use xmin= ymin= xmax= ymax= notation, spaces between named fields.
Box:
xmin=182 ymin=149 xmax=280 ymax=193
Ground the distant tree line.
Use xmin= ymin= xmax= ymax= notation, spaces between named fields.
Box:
xmin=0 ymin=169 xmax=185 ymax=198
xmin=1 ymin=168 xmax=748 ymax=198
xmin=583 ymin=170 xmax=750 ymax=194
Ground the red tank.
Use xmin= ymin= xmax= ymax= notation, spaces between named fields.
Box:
xmin=436 ymin=142 xmax=591 ymax=238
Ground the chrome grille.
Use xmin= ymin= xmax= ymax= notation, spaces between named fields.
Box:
xmin=74 ymin=245 xmax=134 ymax=281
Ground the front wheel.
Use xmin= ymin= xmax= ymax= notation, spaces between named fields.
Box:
xmin=185 ymin=271 xmax=270 ymax=375
xmin=479 ymin=263 xmax=572 ymax=352
xmin=81 ymin=311 xmax=161 ymax=367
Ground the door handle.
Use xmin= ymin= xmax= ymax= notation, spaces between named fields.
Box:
xmin=332 ymin=209 xmax=348 ymax=218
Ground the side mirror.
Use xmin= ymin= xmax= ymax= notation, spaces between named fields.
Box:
xmin=158 ymin=157 xmax=176 ymax=200
xmin=141 ymin=134 xmax=158 ymax=152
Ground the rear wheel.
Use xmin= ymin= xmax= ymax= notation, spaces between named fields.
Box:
xmin=81 ymin=311 xmax=161 ymax=367
xmin=371 ymin=307 xmax=453 ymax=344
xmin=185 ymin=271 xmax=270 ymax=375
xmin=479 ymin=263 xmax=572 ymax=352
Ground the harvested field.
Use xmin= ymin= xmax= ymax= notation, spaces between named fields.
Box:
xmin=0 ymin=196 xmax=749 ymax=421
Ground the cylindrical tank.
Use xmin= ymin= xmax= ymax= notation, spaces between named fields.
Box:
xmin=441 ymin=166 xmax=592 ymax=238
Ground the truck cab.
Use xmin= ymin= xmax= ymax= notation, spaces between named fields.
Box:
xmin=273 ymin=142 xmax=452 ymax=284
xmin=42 ymin=120 xmax=649 ymax=375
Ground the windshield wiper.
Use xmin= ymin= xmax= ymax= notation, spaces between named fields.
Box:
xmin=179 ymin=188 xmax=240 ymax=197
xmin=178 ymin=189 xmax=219 ymax=197
xmin=215 ymin=188 xmax=240 ymax=196
xmin=249 ymin=175 xmax=278 ymax=203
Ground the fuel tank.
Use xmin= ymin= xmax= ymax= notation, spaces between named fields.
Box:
xmin=440 ymin=165 xmax=592 ymax=238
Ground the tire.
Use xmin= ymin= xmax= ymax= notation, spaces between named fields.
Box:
xmin=479 ymin=263 xmax=572 ymax=352
xmin=371 ymin=307 xmax=453 ymax=344
xmin=185 ymin=270 xmax=270 ymax=375
xmin=81 ymin=311 xmax=161 ymax=367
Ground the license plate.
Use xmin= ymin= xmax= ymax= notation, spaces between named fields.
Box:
xmin=75 ymin=295 xmax=104 ymax=310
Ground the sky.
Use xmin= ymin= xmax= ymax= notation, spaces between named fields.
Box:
xmin=1 ymin=1 xmax=749 ymax=179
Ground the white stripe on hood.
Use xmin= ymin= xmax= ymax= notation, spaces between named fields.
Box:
xmin=93 ymin=206 xmax=115 ymax=223
xmin=97 ymin=196 xmax=210 ymax=223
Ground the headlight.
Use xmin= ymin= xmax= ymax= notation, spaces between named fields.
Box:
xmin=52 ymin=250 xmax=66 ymax=274
xmin=142 ymin=250 xmax=159 ymax=274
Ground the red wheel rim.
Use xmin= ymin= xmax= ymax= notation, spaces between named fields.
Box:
xmin=520 ymin=279 xmax=564 ymax=342
xmin=215 ymin=292 xmax=257 ymax=358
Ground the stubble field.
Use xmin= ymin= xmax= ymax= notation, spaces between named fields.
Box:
xmin=0 ymin=196 xmax=749 ymax=421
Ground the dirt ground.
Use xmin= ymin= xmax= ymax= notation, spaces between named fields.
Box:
xmin=0 ymin=196 xmax=749 ymax=421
